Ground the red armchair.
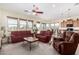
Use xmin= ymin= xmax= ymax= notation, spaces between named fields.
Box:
xmin=53 ymin=31 xmax=79 ymax=55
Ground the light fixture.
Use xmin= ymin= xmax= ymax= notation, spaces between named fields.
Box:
xmin=33 ymin=12 xmax=36 ymax=15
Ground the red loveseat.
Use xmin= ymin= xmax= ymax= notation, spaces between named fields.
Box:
xmin=36 ymin=30 xmax=52 ymax=43
xmin=11 ymin=31 xmax=33 ymax=43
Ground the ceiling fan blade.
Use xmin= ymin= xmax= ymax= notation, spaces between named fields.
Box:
xmin=36 ymin=11 xmax=43 ymax=14
xmin=32 ymin=10 xmax=43 ymax=14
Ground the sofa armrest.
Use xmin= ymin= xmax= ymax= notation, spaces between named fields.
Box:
xmin=35 ymin=34 xmax=41 ymax=38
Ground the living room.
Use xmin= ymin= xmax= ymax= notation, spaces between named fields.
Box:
xmin=0 ymin=1 xmax=79 ymax=57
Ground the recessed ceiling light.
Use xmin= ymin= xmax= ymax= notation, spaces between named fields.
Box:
xmin=52 ymin=4 xmax=56 ymax=8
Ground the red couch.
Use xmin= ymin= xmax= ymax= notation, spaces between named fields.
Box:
xmin=36 ymin=30 xmax=52 ymax=43
xmin=11 ymin=31 xmax=33 ymax=43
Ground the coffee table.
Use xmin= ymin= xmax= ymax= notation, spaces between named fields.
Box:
xmin=24 ymin=37 xmax=39 ymax=51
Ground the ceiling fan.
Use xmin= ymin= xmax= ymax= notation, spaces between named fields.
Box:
xmin=24 ymin=5 xmax=44 ymax=15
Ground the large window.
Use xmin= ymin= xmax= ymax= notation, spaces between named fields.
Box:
xmin=27 ymin=20 xmax=33 ymax=29
xmin=19 ymin=19 xmax=27 ymax=29
xmin=7 ymin=17 xmax=18 ymax=30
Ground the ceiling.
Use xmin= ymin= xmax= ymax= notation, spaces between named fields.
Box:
xmin=0 ymin=3 xmax=79 ymax=20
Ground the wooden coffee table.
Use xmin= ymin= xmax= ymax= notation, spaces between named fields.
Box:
xmin=24 ymin=37 xmax=39 ymax=51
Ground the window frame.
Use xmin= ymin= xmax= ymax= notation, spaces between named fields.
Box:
xmin=19 ymin=19 xmax=27 ymax=29
xmin=7 ymin=16 xmax=18 ymax=30
xmin=27 ymin=20 xmax=33 ymax=29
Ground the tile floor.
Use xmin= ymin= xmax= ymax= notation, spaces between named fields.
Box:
xmin=0 ymin=41 xmax=79 ymax=55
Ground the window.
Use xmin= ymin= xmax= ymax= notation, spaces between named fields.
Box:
xmin=36 ymin=22 xmax=40 ymax=29
xmin=51 ymin=24 xmax=54 ymax=29
xmin=27 ymin=20 xmax=33 ymax=29
xmin=19 ymin=20 xmax=26 ymax=29
xmin=7 ymin=17 xmax=18 ymax=30
xmin=51 ymin=23 xmax=60 ymax=29
xmin=55 ymin=23 xmax=60 ymax=28
xmin=41 ymin=23 xmax=46 ymax=29
xmin=46 ymin=23 xmax=50 ymax=29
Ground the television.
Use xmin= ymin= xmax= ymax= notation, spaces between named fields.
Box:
xmin=67 ymin=28 xmax=73 ymax=31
